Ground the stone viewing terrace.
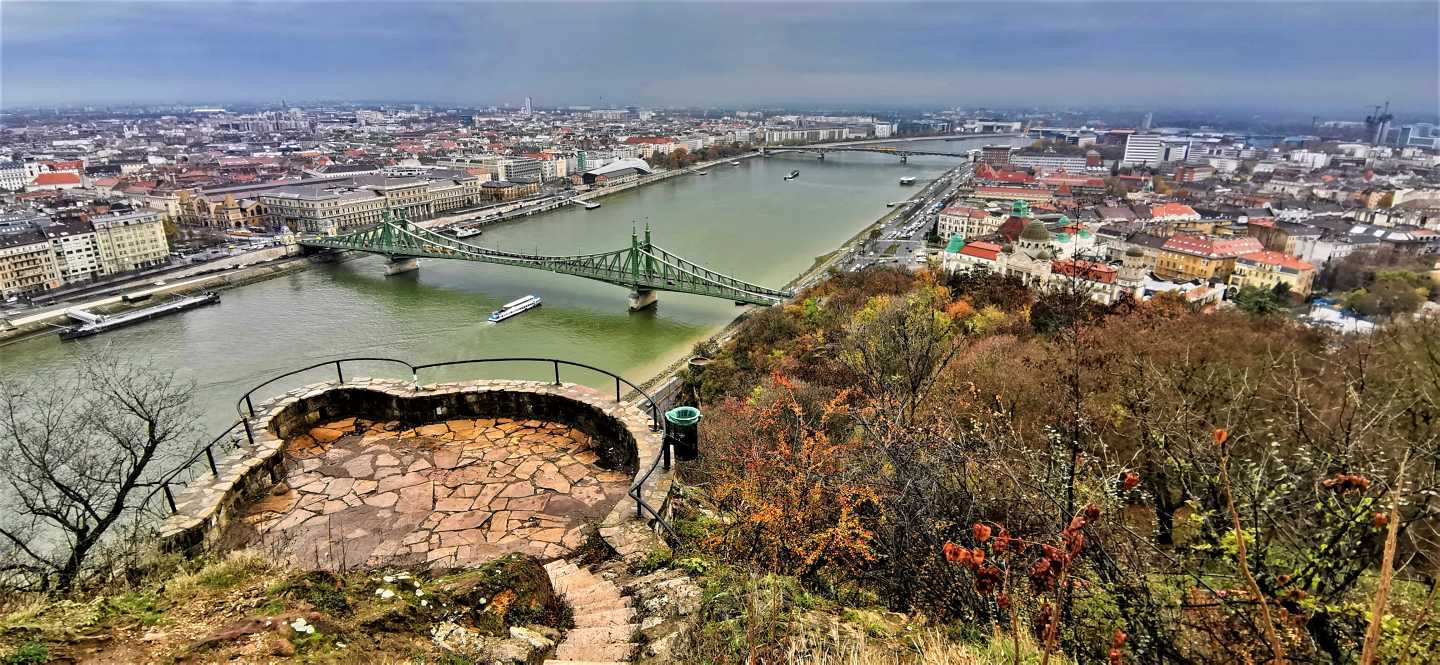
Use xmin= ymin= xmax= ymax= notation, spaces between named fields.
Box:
xmin=238 ymin=416 xmax=630 ymax=569
xmin=156 ymin=375 xmax=673 ymax=569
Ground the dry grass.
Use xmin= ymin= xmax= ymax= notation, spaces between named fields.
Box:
xmin=782 ymin=622 xmax=1071 ymax=665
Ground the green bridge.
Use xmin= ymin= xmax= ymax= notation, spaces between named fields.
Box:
xmin=298 ymin=212 xmax=793 ymax=310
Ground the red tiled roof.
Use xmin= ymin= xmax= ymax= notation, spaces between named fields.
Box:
xmin=974 ymin=186 xmax=1052 ymax=199
xmin=960 ymin=241 xmax=1003 ymax=261
xmin=1040 ymin=174 xmax=1105 ymax=188
xmin=1162 ymin=234 xmax=1263 ymax=259
xmin=45 ymin=160 xmax=83 ymax=171
xmin=1052 ymin=259 xmax=1117 ymax=284
xmin=624 ymin=136 xmax=676 ymax=145
xmin=940 ymin=205 xmax=990 ymax=219
xmin=1150 ymin=203 xmax=1199 ymax=219
xmin=32 ymin=172 xmax=81 ymax=185
xmin=1238 ymin=251 xmax=1314 ymax=272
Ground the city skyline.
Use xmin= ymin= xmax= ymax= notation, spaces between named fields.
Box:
xmin=3 ymin=1 xmax=1437 ymax=114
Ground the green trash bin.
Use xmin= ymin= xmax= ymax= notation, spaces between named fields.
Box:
xmin=665 ymin=406 xmax=702 ymax=461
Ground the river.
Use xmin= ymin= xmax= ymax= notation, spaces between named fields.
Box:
xmin=0 ymin=137 xmax=1018 ymax=432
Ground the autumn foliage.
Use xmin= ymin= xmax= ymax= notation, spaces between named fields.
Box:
xmin=679 ymin=265 xmax=1440 ymax=664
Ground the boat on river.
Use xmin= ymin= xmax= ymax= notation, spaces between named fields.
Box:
xmin=729 ymin=161 xmax=741 ymax=166
xmin=784 ymin=170 xmax=800 ymax=180
xmin=60 ymin=292 xmax=220 ymax=340
xmin=899 ymin=176 xmax=917 ymax=186
xmin=487 ymin=295 xmax=541 ymax=323
xmin=454 ymin=226 xmax=482 ymax=238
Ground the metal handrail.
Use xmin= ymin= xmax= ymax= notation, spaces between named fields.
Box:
xmin=154 ymin=419 xmax=245 ymax=514
xmin=161 ymin=355 xmax=680 ymax=542
xmin=235 ymin=357 xmax=419 ymax=420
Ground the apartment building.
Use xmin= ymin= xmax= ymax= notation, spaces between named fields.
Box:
xmin=937 ymin=205 xmax=1002 ymax=241
xmin=0 ymin=161 xmax=26 ymax=191
xmin=1229 ymin=251 xmax=1317 ymax=298
xmin=1154 ymin=234 xmax=1264 ymax=282
xmin=92 ymin=210 xmax=170 ymax=274
xmin=43 ymin=217 xmax=104 ymax=284
xmin=1121 ymin=134 xmax=1164 ymax=167
xmin=0 ymin=229 xmax=62 ymax=298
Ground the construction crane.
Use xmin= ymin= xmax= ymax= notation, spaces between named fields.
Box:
xmin=1364 ymin=102 xmax=1393 ymax=144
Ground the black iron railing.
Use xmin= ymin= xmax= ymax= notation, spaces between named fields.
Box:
xmin=159 ymin=357 xmax=678 ymax=542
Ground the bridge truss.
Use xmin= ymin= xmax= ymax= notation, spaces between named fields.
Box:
xmin=762 ymin=146 xmax=971 ymax=162
xmin=299 ymin=212 xmax=792 ymax=307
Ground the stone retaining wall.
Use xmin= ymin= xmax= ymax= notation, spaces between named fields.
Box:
xmin=156 ymin=378 xmax=672 ymax=560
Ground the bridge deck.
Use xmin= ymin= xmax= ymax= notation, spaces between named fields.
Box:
xmin=299 ymin=213 xmax=790 ymax=306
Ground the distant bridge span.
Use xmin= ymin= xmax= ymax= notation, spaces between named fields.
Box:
xmin=760 ymin=145 xmax=973 ymax=163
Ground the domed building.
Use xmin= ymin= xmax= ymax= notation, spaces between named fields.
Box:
xmin=941 ymin=199 xmax=1133 ymax=305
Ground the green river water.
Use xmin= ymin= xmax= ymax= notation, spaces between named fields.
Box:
xmin=0 ymin=138 xmax=1017 ymax=432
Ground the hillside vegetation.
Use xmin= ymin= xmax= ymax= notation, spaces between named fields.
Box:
xmin=666 ymin=265 xmax=1440 ymax=664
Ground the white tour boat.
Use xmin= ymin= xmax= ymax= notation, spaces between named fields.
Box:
xmin=488 ymin=295 xmax=541 ymax=323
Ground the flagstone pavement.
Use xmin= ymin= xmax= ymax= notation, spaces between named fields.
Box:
xmin=236 ymin=416 xmax=631 ymax=570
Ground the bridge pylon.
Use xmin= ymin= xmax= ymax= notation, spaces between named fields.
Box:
xmin=385 ymin=257 xmax=419 ymax=276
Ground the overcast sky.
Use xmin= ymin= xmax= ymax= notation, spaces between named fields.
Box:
xmin=2 ymin=1 xmax=1437 ymax=115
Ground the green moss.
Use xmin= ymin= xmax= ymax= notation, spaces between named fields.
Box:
xmin=631 ymin=549 xmax=673 ymax=575
xmin=268 ymin=571 xmax=352 ymax=615
xmin=97 ymin=590 xmax=165 ymax=627
xmin=2 ymin=642 xmax=48 ymax=665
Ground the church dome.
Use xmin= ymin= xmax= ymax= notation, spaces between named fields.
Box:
xmin=1020 ymin=221 xmax=1052 ymax=242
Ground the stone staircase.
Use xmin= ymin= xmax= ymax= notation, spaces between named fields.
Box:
xmin=543 ymin=559 xmax=640 ymax=665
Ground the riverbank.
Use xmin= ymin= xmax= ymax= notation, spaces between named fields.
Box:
xmin=626 ymin=162 xmax=964 ymax=400
xmin=0 ymin=255 xmax=334 ymax=347
xmin=572 ymin=151 xmax=760 ymax=204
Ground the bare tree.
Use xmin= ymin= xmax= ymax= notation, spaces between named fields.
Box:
xmin=0 ymin=354 xmax=200 ymax=591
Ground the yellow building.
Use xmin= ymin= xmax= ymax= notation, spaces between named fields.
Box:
xmin=1228 ymin=251 xmax=1317 ymax=298
xmin=92 ymin=210 xmax=171 ymax=274
xmin=1154 ymin=234 xmax=1264 ymax=282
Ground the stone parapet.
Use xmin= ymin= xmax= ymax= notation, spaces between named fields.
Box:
xmin=155 ymin=378 xmax=671 ymax=559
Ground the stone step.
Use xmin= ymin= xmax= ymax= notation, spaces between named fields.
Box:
xmin=572 ymin=607 xmax=636 ymax=627
xmin=570 ymin=597 xmax=633 ymax=616
xmin=565 ymin=580 xmax=620 ymax=603
xmin=560 ymin=624 xmax=639 ymax=647
xmin=546 ymin=563 xmax=581 ymax=582
xmin=557 ymin=576 xmax=604 ymax=598
xmin=554 ymin=641 xmax=636 ymax=662
xmin=543 ymin=559 xmax=574 ymax=574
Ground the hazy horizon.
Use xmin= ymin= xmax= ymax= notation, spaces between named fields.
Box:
xmin=2 ymin=1 xmax=1437 ymax=116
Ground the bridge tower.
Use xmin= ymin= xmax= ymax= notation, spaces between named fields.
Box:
xmin=379 ymin=210 xmax=420 ymax=275
xmin=628 ymin=226 xmax=658 ymax=311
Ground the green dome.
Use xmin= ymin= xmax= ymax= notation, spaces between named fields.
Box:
xmin=1020 ymin=221 xmax=1051 ymax=242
